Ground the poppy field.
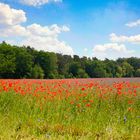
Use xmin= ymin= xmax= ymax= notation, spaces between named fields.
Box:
xmin=0 ymin=79 xmax=140 ymax=139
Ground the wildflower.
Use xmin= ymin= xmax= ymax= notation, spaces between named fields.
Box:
xmin=128 ymin=107 xmax=132 ymax=112
xmin=81 ymin=87 xmax=85 ymax=91
xmin=77 ymin=104 xmax=81 ymax=108
xmin=89 ymin=100 xmax=94 ymax=103
xmin=70 ymin=101 xmax=74 ymax=105
xmin=124 ymin=116 xmax=127 ymax=124
xmin=128 ymin=100 xmax=133 ymax=104
xmin=86 ymin=103 xmax=91 ymax=107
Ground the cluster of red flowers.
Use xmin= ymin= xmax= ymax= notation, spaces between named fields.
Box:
xmin=0 ymin=79 xmax=139 ymax=110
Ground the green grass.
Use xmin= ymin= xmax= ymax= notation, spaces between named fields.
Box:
xmin=0 ymin=81 xmax=140 ymax=140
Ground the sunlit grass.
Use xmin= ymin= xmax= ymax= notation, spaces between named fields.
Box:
xmin=0 ymin=79 xmax=139 ymax=139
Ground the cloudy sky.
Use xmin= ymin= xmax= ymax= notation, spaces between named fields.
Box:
xmin=0 ymin=0 xmax=140 ymax=59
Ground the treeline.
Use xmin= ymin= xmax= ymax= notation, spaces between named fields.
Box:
xmin=0 ymin=41 xmax=140 ymax=79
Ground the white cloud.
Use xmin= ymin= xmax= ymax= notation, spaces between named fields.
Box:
xmin=110 ymin=33 xmax=140 ymax=44
xmin=84 ymin=48 xmax=88 ymax=52
xmin=20 ymin=0 xmax=62 ymax=7
xmin=0 ymin=2 xmax=74 ymax=55
xmin=26 ymin=24 xmax=69 ymax=37
xmin=22 ymin=35 xmax=73 ymax=55
xmin=22 ymin=23 xmax=73 ymax=55
xmin=0 ymin=25 xmax=28 ymax=37
xmin=94 ymin=43 xmax=118 ymax=52
xmin=93 ymin=43 xmax=134 ymax=60
xmin=93 ymin=43 xmax=133 ymax=53
xmin=126 ymin=19 xmax=140 ymax=27
xmin=0 ymin=3 xmax=26 ymax=27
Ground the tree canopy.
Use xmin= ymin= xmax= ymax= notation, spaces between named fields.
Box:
xmin=0 ymin=42 xmax=140 ymax=79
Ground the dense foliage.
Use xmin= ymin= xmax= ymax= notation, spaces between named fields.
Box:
xmin=0 ymin=41 xmax=140 ymax=79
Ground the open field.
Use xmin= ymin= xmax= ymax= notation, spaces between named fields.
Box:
xmin=0 ymin=78 xmax=140 ymax=140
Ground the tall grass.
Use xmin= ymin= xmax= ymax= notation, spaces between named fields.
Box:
xmin=0 ymin=79 xmax=139 ymax=139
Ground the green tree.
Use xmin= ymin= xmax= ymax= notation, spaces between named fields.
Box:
xmin=135 ymin=69 xmax=140 ymax=77
xmin=0 ymin=42 xmax=16 ymax=78
xmin=77 ymin=69 xmax=89 ymax=78
xmin=127 ymin=57 xmax=140 ymax=70
xmin=69 ymin=62 xmax=81 ymax=77
xmin=31 ymin=65 xmax=44 ymax=79
xmin=57 ymin=54 xmax=73 ymax=78
xmin=35 ymin=51 xmax=58 ymax=78
xmin=104 ymin=59 xmax=117 ymax=77
xmin=15 ymin=47 xmax=33 ymax=78
xmin=115 ymin=66 xmax=123 ymax=78
xmin=0 ymin=42 xmax=140 ymax=79
xmin=121 ymin=62 xmax=134 ymax=77
xmin=85 ymin=60 xmax=107 ymax=78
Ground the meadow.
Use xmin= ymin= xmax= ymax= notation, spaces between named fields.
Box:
xmin=0 ymin=78 xmax=139 ymax=140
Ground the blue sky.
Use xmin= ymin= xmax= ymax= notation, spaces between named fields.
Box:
xmin=0 ymin=0 xmax=140 ymax=59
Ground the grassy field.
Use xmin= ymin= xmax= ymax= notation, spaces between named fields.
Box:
xmin=0 ymin=79 xmax=140 ymax=140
